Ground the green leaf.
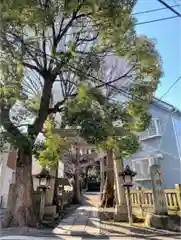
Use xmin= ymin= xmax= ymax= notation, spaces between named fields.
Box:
xmin=17 ymin=62 xmax=23 ymax=75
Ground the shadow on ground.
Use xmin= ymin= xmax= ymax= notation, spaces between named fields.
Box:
xmin=98 ymin=208 xmax=181 ymax=239
xmin=1 ymin=193 xmax=180 ymax=239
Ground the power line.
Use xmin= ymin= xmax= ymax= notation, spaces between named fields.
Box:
xmin=2 ymin=32 xmax=161 ymax=104
xmin=25 ymin=42 xmax=179 ymax=111
xmin=173 ymin=0 xmax=181 ymax=10
xmin=136 ymin=15 xmax=179 ymax=25
xmin=133 ymin=3 xmax=181 ymax=15
xmin=160 ymin=76 xmax=181 ymax=100
xmin=158 ymin=0 xmax=181 ymax=17
xmin=3 ymin=21 xmax=180 ymax=105
xmin=6 ymin=35 xmax=138 ymax=102
xmin=3 ymin=14 xmax=179 ymax=45
xmin=2 ymin=31 xmax=172 ymax=116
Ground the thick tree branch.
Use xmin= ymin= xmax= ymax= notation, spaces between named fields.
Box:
xmin=48 ymin=93 xmax=77 ymax=114
xmin=1 ymin=108 xmax=30 ymax=150
xmin=31 ymin=76 xmax=53 ymax=138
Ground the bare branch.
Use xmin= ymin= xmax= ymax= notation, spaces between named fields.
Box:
xmin=97 ymin=66 xmax=135 ymax=89
xmin=56 ymin=8 xmax=88 ymax=44
xmin=5 ymin=31 xmax=42 ymax=70
xmin=42 ymin=30 xmax=47 ymax=69
xmin=97 ymin=55 xmax=138 ymax=89
xmin=15 ymin=123 xmax=30 ymax=128
xmin=77 ymin=32 xmax=99 ymax=43
xmin=24 ymin=42 xmax=42 ymax=69
xmin=23 ymin=62 xmax=43 ymax=75
xmin=57 ymin=16 xmax=65 ymax=38
xmin=48 ymin=3 xmax=90 ymax=72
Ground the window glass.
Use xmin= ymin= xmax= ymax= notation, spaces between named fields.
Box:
xmin=132 ymin=158 xmax=152 ymax=180
xmin=148 ymin=120 xmax=157 ymax=136
xmin=139 ymin=119 xmax=160 ymax=140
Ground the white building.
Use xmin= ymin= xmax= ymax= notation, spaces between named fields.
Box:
xmin=0 ymin=144 xmax=16 ymax=208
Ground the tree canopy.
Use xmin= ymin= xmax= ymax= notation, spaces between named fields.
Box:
xmin=0 ymin=0 xmax=162 ymax=154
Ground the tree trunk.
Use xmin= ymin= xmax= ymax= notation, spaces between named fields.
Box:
xmin=85 ymin=166 xmax=89 ymax=190
xmin=72 ymin=169 xmax=81 ymax=204
xmin=100 ymin=150 xmax=114 ymax=208
xmin=53 ymin=165 xmax=59 ymax=213
xmin=100 ymin=160 xmax=105 ymax=200
xmin=3 ymin=149 xmax=37 ymax=227
xmin=72 ymin=146 xmax=81 ymax=204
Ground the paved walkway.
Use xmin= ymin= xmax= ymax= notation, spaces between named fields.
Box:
xmin=0 ymin=193 xmax=181 ymax=239
xmin=52 ymin=192 xmax=101 ymax=236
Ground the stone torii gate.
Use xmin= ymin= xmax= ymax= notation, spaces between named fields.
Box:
xmin=53 ymin=127 xmax=129 ymax=220
xmin=53 ymin=128 xmax=107 ymax=193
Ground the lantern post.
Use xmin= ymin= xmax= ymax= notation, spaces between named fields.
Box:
xmin=119 ymin=165 xmax=137 ymax=225
xmin=35 ymin=168 xmax=53 ymax=222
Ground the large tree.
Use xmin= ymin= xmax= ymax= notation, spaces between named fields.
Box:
xmin=0 ymin=0 xmax=162 ymax=226
xmin=62 ymin=40 xmax=162 ymax=208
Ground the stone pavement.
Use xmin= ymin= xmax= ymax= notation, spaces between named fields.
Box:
xmin=52 ymin=192 xmax=101 ymax=236
xmin=0 ymin=193 xmax=181 ymax=240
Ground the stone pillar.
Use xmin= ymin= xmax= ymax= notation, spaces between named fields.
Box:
xmin=45 ymin=169 xmax=56 ymax=205
xmin=39 ymin=189 xmax=46 ymax=222
xmin=150 ymin=165 xmax=168 ymax=215
xmin=175 ymin=184 xmax=181 ymax=213
xmin=137 ymin=187 xmax=144 ymax=218
xmin=113 ymin=158 xmax=128 ymax=221
xmin=145 ymin=165 xmax=169 ymax=229
xmin=100 ymin=159 xmax=104 ymax=199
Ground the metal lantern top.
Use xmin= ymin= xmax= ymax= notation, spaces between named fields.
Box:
xmin=119 ymin=165 xmax=137 ymax=187
xmin=79 ymin=158 xmax=87 ymax=164
xmin=119 ymin=165 xmax=137 ymax=177
xmin=34 ymin=168 xmax=54 ymax=180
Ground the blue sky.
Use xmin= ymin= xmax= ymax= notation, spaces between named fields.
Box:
xmin=133 ymin=0 xmax=181 ymax=110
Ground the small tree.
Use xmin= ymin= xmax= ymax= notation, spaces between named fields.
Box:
xmin=34 ymin=120 xmax=67 ymax=169
xmin=34 ymin=119 xmax=68 ymax=210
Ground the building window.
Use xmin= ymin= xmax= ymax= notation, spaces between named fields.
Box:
xmin=132 ymin=158 xmax=154 ymax=181
xmin=139 ymin=118 xmax=161 ymax=140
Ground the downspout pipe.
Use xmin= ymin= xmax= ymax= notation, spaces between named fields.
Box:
xmin=171 ymin=107 xmax=181 ymax=163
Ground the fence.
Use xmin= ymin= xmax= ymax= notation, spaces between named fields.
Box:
xmin=130 ymin=184 xmax=181 ymax=219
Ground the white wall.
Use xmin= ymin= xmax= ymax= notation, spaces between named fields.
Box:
xmin=0 ymin=144 xmax=14 ymax=208
xmin=58 ymin=161 xmax=64 ymax=178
